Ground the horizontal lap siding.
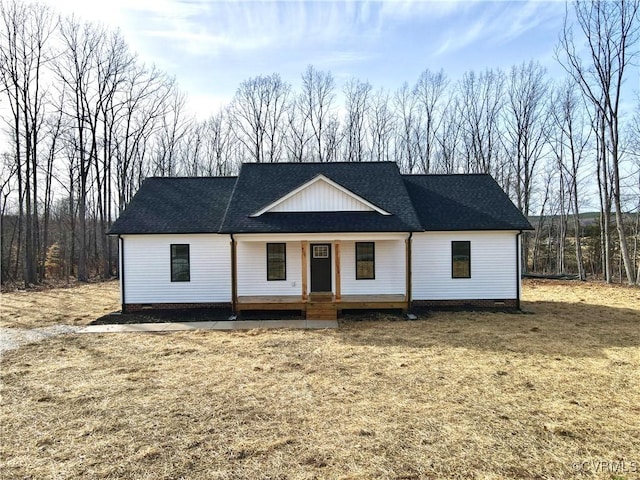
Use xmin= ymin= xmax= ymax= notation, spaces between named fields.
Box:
xmin=237 ymin=241 xmax=302 ymax=296
xmin=123 ymin=234 xmax=231 ymax=303
xmin=412 ymin=232 xmax=517 ymax=300
xmin=341 ymin=240 xmax=405 ymax=295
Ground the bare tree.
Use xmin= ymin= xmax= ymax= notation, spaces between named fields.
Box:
xmin=95 ymin=31 xmax=135 ymax=277
xmin=592 ymin=105 xmax=615 ymax=281
xmin=550 ymin=79 xmax=591 ymax=279
xmin=630 ymin=99 xmax=640 ymax=283
xmin=413 ymin=68 xmax=448 ymax=173
xmin=503 ymin=62 xmax=550 ymax=271
xmin=204 ymin=108 xmax=239 ymax=175
xmin=0 ymin=2 xmax=210 ymax=284
xmin=114 ymin=64 xmax=174 ymax=210
xmin=40 ymin=94 xmax=65 ymax=279
xmin=230 ymin=73 xmax=290 ymax=163
xmin=458 ymin=69 xmax=505 ymax=174
xmin=531 ymin=165 xmax=555 ymax=272
xmin=394 ymin=82 xmax=421 ymax=173
xmin=343 ymin=78 xmax=372 ymax=162
xmin=557 ymin=0 xmax=640 ymax=284
xmin=0 ymin=0 xmax=56 ymax=284
xmin=151 ymin=89 xmax=191 ymax=176
xmin=322 ymin=114 xmax=342 ymax=163
xmin=300 ymin=65 xmax=336 ymax=162
xmin=178 ymin=120 xmax=203 ymax=176
xmin=283 ymin=94 xmax=311 ymax=162
xmin=434 ymin=95 xmax=463 ymax=173
xmin=504 ymin=61 xmax=550 ymax=218
xmin=625 ymin=97 xmax=640 ymax=283
xmin=179 ymin=110 xmax=239 ymax=176
xmin=368 ymin=88 xmax=395 ymax=162
xmin=0 ymin=152 xmax=18 ymax=282
xmin=56 ymin=16 xmax=107 ymax=281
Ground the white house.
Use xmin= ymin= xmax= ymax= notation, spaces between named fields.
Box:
xmin=109 ymin=162 xmax=533 ymax=320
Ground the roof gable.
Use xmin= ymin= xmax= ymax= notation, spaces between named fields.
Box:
xmin=251 ymin=174 xmax=390 ymax=216
xmin=220 ymin=162 xmax=423 ymax=233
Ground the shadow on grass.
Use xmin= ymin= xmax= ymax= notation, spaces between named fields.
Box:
xmin=338 ymin=301 xmax=640 ymax=358
xmin=91 ymin=308 xmax=305 ymax=325
xmin=86 ymin=300 xmax=640 ymax=359
xmin=91 ymin=308 xmax=233 ymax=325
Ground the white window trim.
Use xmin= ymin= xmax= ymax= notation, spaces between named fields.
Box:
xmin=313 ymin=245 xmax=329 ymax=258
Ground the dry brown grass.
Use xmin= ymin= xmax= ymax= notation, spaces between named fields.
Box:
xmin=0 ymin=281 xmax=119 ymax=328
xmin=1 ymin=280 xmax=639 ymax=479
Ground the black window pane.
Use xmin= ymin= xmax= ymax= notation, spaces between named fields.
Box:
xmin=171 ymin=244 xmax=190 ymax=282
xmin=356 ymin=242 xmax=375 ymax=279
xmin=452 ymin=241 xmax=470 ymax=278
xmin=267 ymin=243 xmax=286 ymax=281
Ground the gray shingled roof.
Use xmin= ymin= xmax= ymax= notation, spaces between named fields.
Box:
xmin=403 ymin=174 xmax=533 ymax=231
xmin=219 ymin=162 xmax=423 ymax=233
xmin=108 ymin=177 xmax=237 ymax=234
xmin=109 ymin=164 xmax=533 ymax=235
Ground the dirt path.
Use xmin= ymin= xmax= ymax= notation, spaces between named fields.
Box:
xmin=0 ymin=281 xmax=119 ymax=355
xmin=0 ymin=325 xmax=80 ymax=355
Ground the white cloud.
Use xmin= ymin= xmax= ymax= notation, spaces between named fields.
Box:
xmin=36 ymin=0 xmax=579 ymax=119
xmin=378 ymin=0 xmax=471 ymax=21
xmin=435 ymin=15 xmax=487 ymax=56
xmin=434 ymin=0 xmax=564 ymax=56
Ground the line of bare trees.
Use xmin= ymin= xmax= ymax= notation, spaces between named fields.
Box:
xmin=1 ymin=0 xmax=639 ymax=287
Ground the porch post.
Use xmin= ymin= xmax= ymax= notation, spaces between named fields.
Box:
xmin=335 ymin=241 xmax=341 ymax=301
xmin=231 ymin=235 xmax=238 ymax=312
xmin=119 ymin=236 xmax=126 ymax=314
xmin=301 ymin=241 xmax=308 ymax=301
xmin=405 ymin=234 xmax=412 ymax=311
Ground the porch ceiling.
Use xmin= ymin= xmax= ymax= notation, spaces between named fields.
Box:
xmin=233 ymin=233 xmax=410 ymax=242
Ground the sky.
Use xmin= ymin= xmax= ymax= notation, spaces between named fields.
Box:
xmin=42 ymin=0 xmax=584 ymax=118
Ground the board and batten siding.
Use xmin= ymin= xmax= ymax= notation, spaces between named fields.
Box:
xmin=237 ymin=241 xmax=302 ymax=296
xmin=122 ymin=234 xmax=231 ymax=304
xmin=341 ymin=240 xmax=405 ymax=295
xmin=412 ymin=231 xmax=519 ymax=300
xmin=270 ymin=179 xmax=373 ymax=213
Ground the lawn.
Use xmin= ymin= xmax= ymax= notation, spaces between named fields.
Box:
xmin=1 ymin=280 xmax=639 ymax=479
xmin=0 ymin=281 xmax=120 ymax=329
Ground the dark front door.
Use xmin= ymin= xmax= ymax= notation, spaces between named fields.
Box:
xmin=310 ymin=244 xmax=332 ymax=292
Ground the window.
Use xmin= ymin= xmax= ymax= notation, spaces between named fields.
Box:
xmin=267 ymin=243 xmax=286 ymax=281
xmin=452 ymin=241 xmax=471 ymax=278
xmin=171 ymin=244 xmax=190 ymax=282
xmin=313 ymin=245 xmax=329 ymax=258
xmin=356 ymin=242 xmax=375 ymax=280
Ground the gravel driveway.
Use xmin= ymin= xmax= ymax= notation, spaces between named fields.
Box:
xmin=0 ymin=325 xmax=80 ymax=356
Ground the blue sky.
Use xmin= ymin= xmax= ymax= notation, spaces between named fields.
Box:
xmin=45 ymin=0 xmax=584 ymax=117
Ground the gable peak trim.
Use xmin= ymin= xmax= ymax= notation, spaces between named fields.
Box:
xmin=250 ymin=174 xmax=391 ymax=217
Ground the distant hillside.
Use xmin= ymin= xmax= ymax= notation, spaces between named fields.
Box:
xmin=528 ymin=212 xmax=606 ymax=228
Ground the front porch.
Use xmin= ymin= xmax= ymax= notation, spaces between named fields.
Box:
xmin=236 ymin=293 xmax=408 ymax=320
xmin=232 ymin=234 xmax=411 ymax=321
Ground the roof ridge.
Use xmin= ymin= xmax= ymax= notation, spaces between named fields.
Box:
xmin=402 ymin=173 xmax=491 ymax=177
xmin=145 ymin=176 xmax=238 ymax=180
xmin=243 ymin=161 xmax=398 ymax=166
